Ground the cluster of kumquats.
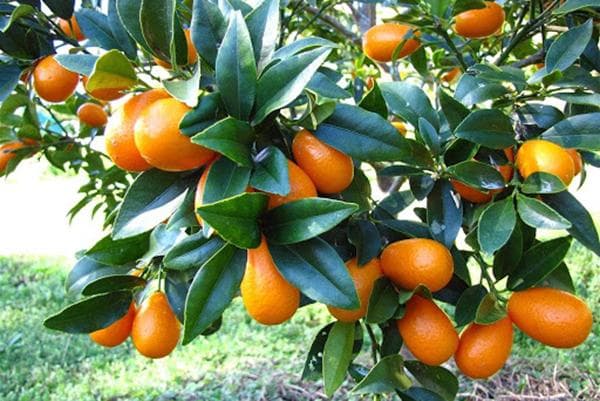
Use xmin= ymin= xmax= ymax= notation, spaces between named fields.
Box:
xmin=3 ymin=5 xmax=593 ymax=381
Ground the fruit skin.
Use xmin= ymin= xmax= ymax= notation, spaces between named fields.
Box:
xmin=105 ymin=89 xmax=170 ymax=172
xmin=451 ymin=147 xmax=514 ymax=204
xmin=59 ymin=16 xmax=85 ymax=41
xmin=515 ymin=139 xmax=575 ymax=186
xmin=292 ymin=129 xmax=354 ymax=194
xmin=77 ymin=102 xmax=107 ymax=127
xmin=89 ymin=303 xmax=136 ymax=347
xmin=455 ymin=2 xmax=505 ymax=39
xmin=134 ymin=98 xmax=216 ymax=172
xmin=267 ymin=160 xmax=317 ymax=209
xmin=363 ymin=23 xmax=421 ymax=62
xmin=396 ymin=296 xmax=458 ymax=365
xmin=380 ymin=238 xmax=454 ymax=292
xmin=241 ymin=236 xmax=300 ymax=325
xmin=441 ymin=67 xmax=461 ymax=83
xmin=33 ymin=55 xmax=79 ymax=103
xmin=455 ymin=317 xmax=513 ymax=379
xmin=392 ymin=121 xmax=407 ymax=136
xmin=327 ymin=258 xmax=383 ymax=322
xmin=508 ymin=287 xmax=592 ymax=348
xmin=566 ymin=148 xmax=583 ymax=176
xmin=131 ymin=292 xmax=181 ymax=358
xmin=81 ymin=75 xmax=127 ymax=101
xmin=154 ymin=29 xmax=197 ymax=68
xmin=0 ymin=140 xmax=37 ymax=173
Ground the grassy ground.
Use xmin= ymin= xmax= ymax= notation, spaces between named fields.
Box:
xmin=0 ymin=243 xmax=598 ymax=401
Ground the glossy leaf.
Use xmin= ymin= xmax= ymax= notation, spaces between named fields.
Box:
xmin=454 ymin=284 xmax=487 ymax=327
xmin=323 ymin=322 xmax=355 ymax=396
xmin=76 ymin=8 xmax=120 ymax=51
xmin=366 ymin=278 xmax=398 ymax=324
xmin=249 ymin=146 xmax=290 ymax=196
xmin=404 ymin=361 xmax=458 ymax=401
xmin=116 ymin=0 xmax=152 ymax=53
xmin=475 ymin=293 xmax=507 ymax=324
xmin=164 ymin=233 xmax=225 ymax=270
xmin=54 ymin=54 xmax=97 ymax=76
xmin=478 ymin=197 xmax=516 ymax=255
xmin=85 ymin=232 xmax=150 ymax=266
xmin=359 ymin=81 xmax=388 ymax=118
xmin=191 ymin=0 xmax=227 ymax=67
xmin=439 ymin=88 xmax=469 ymax=132
xmin=540 ymin=113 xmax=600 ymax=150
xmin=427 ymin=180 xmax=462 ymax=248
xmin=302 ymin=323 xmax=334 ymax=380
xmin=521 ymin=172 xmax=567 ymax=194
xmin=107 ymin=0 xmax=137 ymax=59
xmin=81 ymin=275 xmax=146 ymax=296
xmin=352 ymin=355 xmax=411 ymax=394
xmin=447 ymin=161 xmax=506 ymax=190
xmin=348 ymin=220 xmax=382 ymax=266
xmin=545 ymin=19 xmax=593 ymax=72
xmin=381 ymin=82 xmax=439 ymax=129
xmin=245 ymin=0 xmax=279 ymax=69
xmin=455 ymin=109 xmax=517 ymax=149
xmin=180 ymin=93 xmax=223 ymax=136
xmin=86 ymin=50 xmax=136 ymax=95
xmin=65 ymin=257 xmax=131 ymax=297
xmin=516 ymin=193 xmax=572 ymax=230
xmin=0 ymin=63 xmax=21 ymax=102
xmin=191 ymin=117 xmax=254 ymax=167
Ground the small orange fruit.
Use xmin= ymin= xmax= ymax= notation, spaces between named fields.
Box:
xmin=77 ymin=102 xmax=107 ymax=127
xmin=131 ymin=292 xmax=180 ymax=358
xmin=33 ymin=55 xmax=79 ymax=103
xmin=59 ymin=15 xmax=85 ymax=41
xmin=327 ymin=258 xmax=383 ymax=322
xmin=454 ymin=317 xmax=513 ymax=379
xmin=441 ymin=67 xmax=461 ymax=83
xmin=455 ymin=2 xmax=505 ymax=39
xmin=515 ymin=139 xmax=575 ymax=186
xmin=0 ymin=140 xmax=37 ymax=173
xmin=566 ymin=148 xmax=583 ymax=176
xmin=392 ymin=121 xmax=407 ymax=136
xmin=89 ymin=303 xmax=135 ymax=347
xmin=508 ymin=287 xmax=592 ymax=348
xmin=292 ymin=129 xmax=354 ymax=194
xmin=267 ymin=160 xmax=317 ymax=209
xmin=241 ymin=236 xmax=300 ymax=325
xmin=154 ymin=29 xmax=197 ymax=68
xmin=105 ymin=89 xmax=170 ymax=172
xmin=396 ymin=296 xmax=458 ymax=365
xmin=363 ymin=23 xmax=421 ymax=62
xmin=380 ymin=238 xmax=454 ymax=292
xmin=134 ymin=98 xmax=216 ymax=172
xmin=81 ymin=75 xmax=128 ymax=101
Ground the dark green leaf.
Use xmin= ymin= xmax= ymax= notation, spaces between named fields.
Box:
xmin=545 ymin=19 xmax=593 ymax=73
xmin=439 ymin=88 xmax=469 ymax=132
xmin=76 ymin=8 xmax=120 ymax=50
xmin=108 ymin=0 xmax=137 ymax=59
xmin=366 ymin=278 xmax=399 ymax=324
xmin=164 ymin=233 xmax=225 ymax=270
xmin=540 ymin=113 xmax=600 ymax=150
xmin=180 ymin=93 xmax=222 ymax=136
xmin=404 ymin=361 xmax=458 ymax=401
xmin=190 ymin=0 xmax=227 ymax=68
xmin=455 ymin=75 xmax=509 ymax=107
xmin=0 ymin=63 xmax=21 ymax=102
xmin=82 ymin=275 xmax=146 ymax=296
xmin=191 ymin=117 xmax=254 ymax=166
xmin=554 ymin=0 xmax=600 ymax=14
xmin=249 ymin=146 xmax=290 ymax=195
xmin=454 ymin=284 xmax=487 ymax=327
xmin=302 ymin=323 xmax=334 ymax=380
xmin=427 ymin=180 xmax=462 ymax=248
xmin=359 ymin=81 xmax=388 ymax=118
xmin=477 ymin=197 xmax=516 ymax=255
xmin=493 ymin=220 xmax=525 ymax=279
xmin=521 ymin=172 xmax=568 ymax=194
xmin=455 ymin=109 xmax=517 ymax=149
xmin=85 ymin=232 xmax=149 ymax=265
xmin=453 ymin=0 xmax=486 ymax=15
xmin=352 ymin=355 xmax=411 ymax=394
xmin=447 ymin=161 xmax=505 ymax=190
xmin=418 ymin=117 xmax=441 ymax=155
xmin=54 ymin=54 xmax=97 ymax=76
xmin=307 ymin=72 xmax=351 ymax=99
xmin=140 ymin=0 xmax=186 ymax=65
xmin=65 ymin=257 xmax=131 ymax=297
xmin=381 ymin=219 xmax=431 ymax=239
xmin=540 ymin=262 xmax=575 ymax=293
xmin=348 ymin=220 xmax=382 ymax=266
xmin=516 ymin=193 xmax=572 ymax=230
xmin=323 ymin=322 xmax=355 ymax=396
xmin=475 ymin=293 xmax=507 ymax=324
xmin=116 ymin=0 xmax=152 ymax=53
xmin=43 ymin=0 xmax=73 ymax=19
xmin=245 ymin=0 xmax=279 ymax=69
xmin=517 ymin=103 xmax=564 ymax=129
xmin=381 ymin=82 xmax=439 ymax=129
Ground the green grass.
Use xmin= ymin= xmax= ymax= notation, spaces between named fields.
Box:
xmin=0 ymin=245 xmax=598 ymax=401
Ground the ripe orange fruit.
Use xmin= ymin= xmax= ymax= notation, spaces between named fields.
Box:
xmin=241 ymin=236 xmax=300 ymax=325
xmin=566 ymin=148 xmax=583 ymax=176
xmin=515 ymin=139 xmax=575 ymax=186
xmin=154 ymin=29 xmax=197 ymax=68
xmin=454 ymin=317 xmax=513 ymax=379
xmin=507 ymin=287 xmax=592 ymax=348
xmin=131 ymin=292 xmax=180 ymax=358
xmin=59 ymin=15 xmax=85 ymax=41
xmin=363 ymin=23 xmax=421 ymax=62
xmin=89 ymin=303 xmax=135 ymax=347
xmin=451 ymin=147 xmax=514 ymax=204
xmin=292 ymin=129 xmax=354 ymax=194
xmin=33 ymin=55 xmax=79 ymax=103
xmin=396 ymin=296 xmax=458 ymax=365
xmin=267 ymin=160 xmax=317 ymax=209
xmin=327 ymin=258 xmax=383 ymax=322
xmin=392 ymin=121 xmax=407 ymax=136
xmin=81 ymin=75 xmax=128 ymax=101
xmin=77 ymin=102 xmax=107 ymax=127
xmin=105 ymin=89 xmax=170 ymax=172
xmin=134 ymin=98 xmax=216 ymax=172
xmin=380 ymin=238 xmax=454 ymax=292
xmin=0 ymin=140 xmax=37 ymax=173
xmin=441 ymin=67 xmax=461 ymax=83
xmin=455 ymin=2 xmax=505 ymax=39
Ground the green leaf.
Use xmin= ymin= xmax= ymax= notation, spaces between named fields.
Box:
xmin=44 ymin=291 xmax=132 ymax=334
xmin=245 ymin=0 xmax=279 ymax=69
xmin=541 ymin=262 xmax=575 ymax=293
xmin=0 ymin=63 xmax=21 ymax=102
xmin=352 ymin=355 xmax=411 ymax=394
xmin=381 ymin=220 xmax=431 ymax=239
xmin=116 ymin=0 xmax=152 ymax=53
xmin=108 ymin=0 xmax=137 ymax=59
xmin=183 ymin=243 xmax=245 ymax=344
xmin=366 ymin=278 xmax=399 ymax=324
xmin=455 ymin=109 xmax=517 ymax=149
xmin=521 ymin=172 xmax=568 ymax=194
xmin=507 ymin=237 xmax=572 ymax=291
xmin=359 ymin=81 xmax=388 ymax=118
xmin=190 ymin=0 xmax=227 ymax=68
xmin=381 ymin=322 xmax=403 ymax=357
xmin=249 ymin=146 xmax=290 ymax=196
xmin=404 ymin=361 xmax=458 ymax=401
xmin=540 ymin=113 xmax=600 ymax=150
xmin=140 ymin=0 xmax=186 ymax=65
xmin=269 ymin=237 xmax=359 ymax=309
xmin=493 ymin=220 xmax=525 ymax=279
xmin=139 ymin=224 xmax=185 ymax=265
xmin=554 ymin=0 xmax=600 ymax=14
xmin=455 ymin=75 xmax=509 ymax=107
xmin=543 ymin=191 xmax=600 ymax=256
xmin=381 ymin=82 xmax=439 ymax=130
xmin=54 ymin=54 xmax=97 ymax=76
xmin=475 ymin=293 xmax=507 ymax=324
xmin=85 ymin=232 xmax=150 ymax=265
xmin=373 ymin=191 xmax=416 ymax=219
xmin=418 ymin=118 xmax=441 ymax=155
xmin=307 ymin=72 xmax=351 ymax=99
xmin=216 ymin=12 xmax=257 ymax=120
xmin=315 ymin=104 xmax=433 ymax=167
xmin=75 ymin=8 xmax=121 ymax=51
xmin=427 ymin=180 xmax=462 ymax=248
xmin=323 ymin=322 xmax=355 ymax=397
xmin=439 ymin=88 xmax=469 ymax=132
xmin=454 ymin=284 xmax=487 ymax=327
xmin=545 ymin=19 xmax=593 ymax=73
xmin=44 ymin=0 xmax=74 ymax=19
xmin=516 ymin=193 xmax=572 ymax=230
xmin=164 ymin=233 xmax=225 ymax=270
xmin=554 ymin=92 xmax=600 ymax=107
xmin=253 ymin=47 xmax=331 ymax=124
xmin=163 ymin=63 xmax=201 ymax=107
xmin=180 ymin=93 xmax=222 ymax=136
xmin=196 ymin=192 xmax=268 ymax=249
xmin=112 ymin=170 xmax=192 ymax=239
xmin=477 ymin=197 xmax=516 ymax=255
xmin=65 ymin=257 xmax=131 ymax=297
xmin=303 ymin=323 xmax=334 ymax=380
xmin=271 ymin=37 xmax=336 ymax=61
xmin=86 ymin=50 xmax=136 ymax=95
xmin=1 ymin=5 xmax=35 ymax=33
xmin=447 ymin=161 xmax=506 ymax=190
xmin=263 ymin=198 xmax=358 ymax=245
xmin=191 ymin=117 xmax=254 ymax=166
xmin=348 ymin=220 xmax=382 ymax=266
xmin=517 ymin=103 xmax=564 ymax=129
xmin=81 ymin=275 xmax=146 ymax=296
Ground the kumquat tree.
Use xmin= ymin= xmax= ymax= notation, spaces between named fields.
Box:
xmin=1 ymin=0 xmax=599 ymax=399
